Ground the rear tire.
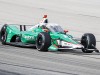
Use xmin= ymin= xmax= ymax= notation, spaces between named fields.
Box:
xmin=81 ymin=33 xmax=96 ymax=53
xmin=15 ymin=36 xmax=21 ymax=42
xmin=0 ymin=24 xmax=7 ymax=45
xmin=36 ymin=32 xmax=51 ymax=51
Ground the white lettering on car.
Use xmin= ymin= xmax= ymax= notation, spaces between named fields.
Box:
xmin=24 ymin=36 xmax=34 ymax=40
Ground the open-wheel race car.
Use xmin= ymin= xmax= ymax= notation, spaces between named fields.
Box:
xmin=0 ymin=15 xmax=99 ymax=53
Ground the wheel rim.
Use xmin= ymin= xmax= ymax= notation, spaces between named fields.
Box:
xmin=37 ymin=37 xmax=43 ymax=46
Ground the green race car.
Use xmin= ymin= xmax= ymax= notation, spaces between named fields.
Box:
xmin=0 ymin=15 xmax=99 ymax=53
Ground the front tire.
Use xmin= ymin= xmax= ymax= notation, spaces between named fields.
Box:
xmin=81 ymin=33 xmax=96 ymax=53
xmin=36 ymin=32 xmax=51 ymax=51
xmin=0 ymin=24 xmax=7 ymax=45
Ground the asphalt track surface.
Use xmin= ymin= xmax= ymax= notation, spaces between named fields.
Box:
xmin=0 ymin=0 xmax=100 ymax=75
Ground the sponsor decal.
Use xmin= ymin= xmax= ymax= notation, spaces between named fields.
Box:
xmin=24 ymin=36 xmax=34 ymax=40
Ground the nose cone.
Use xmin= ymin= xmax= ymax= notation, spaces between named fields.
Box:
xmin=59 ymin=34 xmax=78 ymax=44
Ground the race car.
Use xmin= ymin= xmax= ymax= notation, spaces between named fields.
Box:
xmin=0 ymin=15 xmax=99 ymax=53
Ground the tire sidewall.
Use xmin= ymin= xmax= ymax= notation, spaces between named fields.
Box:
xmin=81 ymin=33 xmax=96 ymax=53
xmin=81 ymin=33 xmax=96 ymax=49
xmin=36 ymin=32 xmax=51 ymax=51
xmin=36 ymin=33 xmax=45 ymax=50
xmin=0 ymin=25 xmax=7 ymax=44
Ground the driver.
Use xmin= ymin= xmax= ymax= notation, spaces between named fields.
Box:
xmin=39 ymin=23 xmax=49 ymax=32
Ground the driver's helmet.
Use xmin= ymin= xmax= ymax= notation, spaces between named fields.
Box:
xmin=39 ymin=23 xmax=49 ymax=32
xmin=39 ymin=23 xmax=48 ymax=29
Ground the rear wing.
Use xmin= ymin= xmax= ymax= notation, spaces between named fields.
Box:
xmin=1 ymin=24 xmax=34 ymax=31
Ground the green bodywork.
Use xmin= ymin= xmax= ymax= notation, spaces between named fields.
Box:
xmin=5 ymin=24 xmax=79 ymax=51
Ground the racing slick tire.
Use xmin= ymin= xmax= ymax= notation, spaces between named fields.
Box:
xmin=0 ymin=24 xmax=7 ymax=45
xmin=36 ymin=32 xmax=51 ymax=51
xmin=81 ymin=33 xmax=96 ymax=53
xmin=15 ymin=36 xmax=21 ymax=42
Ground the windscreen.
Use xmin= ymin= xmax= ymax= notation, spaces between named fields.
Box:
xmin=47 ymin=24 xmax=64 ymax=33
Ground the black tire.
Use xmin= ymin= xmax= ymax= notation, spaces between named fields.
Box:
xmin=36 ymin=32 xmax=51 ymax=51
xmin=15 ymin=36 xmax=21 ymax=42
xmin=10 ymin=35 xmax=21 ymax=42
xmin=0 ymin=24 xmax=7 ymax=45
xmin=81 ymin=33 xmax=96 ymax=53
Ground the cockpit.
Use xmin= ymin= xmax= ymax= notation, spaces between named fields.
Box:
xmin=41 ymin=23 xmax=64 ymax=33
